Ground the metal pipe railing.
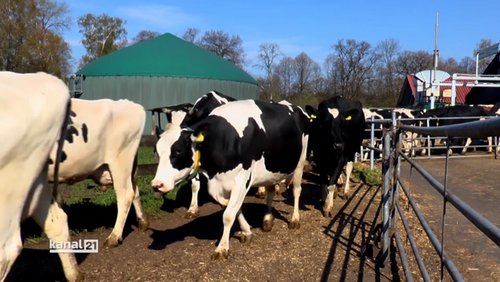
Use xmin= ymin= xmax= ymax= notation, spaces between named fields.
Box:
xmin=399 ymin=178 xmax=464 ymax=281
xmin=396 ymin=203 xmax=431 ymax=282
xmin=400 ymin=153 xmax=500 ymax=247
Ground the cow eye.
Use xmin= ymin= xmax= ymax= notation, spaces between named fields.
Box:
xmin=173 ymin=149 xmax=182 ymax=157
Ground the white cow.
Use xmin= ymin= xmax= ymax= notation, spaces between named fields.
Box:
xmin=0 ymin=72 xmax=81 ymax=281
xmin=48 ymin=98 xmax=147 ymax=247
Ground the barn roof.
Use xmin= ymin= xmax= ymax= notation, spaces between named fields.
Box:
xmin=76 ymin=33 xmax=257 ymax=85
xmin=440 ymin=76 xmax=473 ymax=104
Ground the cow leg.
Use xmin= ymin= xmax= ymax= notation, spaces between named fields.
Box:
xmin=262 ymin=185 xmax=275 ymax=232
xmin=323 ymin=157 xmax=346 ymax=217
xmin=342 ymin=161 xmax=353 ymax=200
xmin=31 ymin=180 xmax=82 ymax=282
xmin=0 ymin=206 xmax=22 ymax=281
xmin=487 ymin=137 xmax=493 ymax=153
xmin=105 ymin=165 xmax=135 ymax=247
xmin=461 ymin=138 xmax=472 ymax=154
xmin=288 ymin=170 xmax=304 ymax=229
xmin=132 ymin=181 xmax=149 ymax=231
xmin=0 ymin=226 xmax=22 ymax=281
xmin=185 ymin=178 xmax=200 ymax=219
xmin=255 ymin=186 xmax=267 ymax=199
xmin=235 ymin=210 xmax=252 ymax=243
xmin=212 ymin=176 xmax=249 ymax=260
xmin=323 ymin=184 xmax=336 ymax=218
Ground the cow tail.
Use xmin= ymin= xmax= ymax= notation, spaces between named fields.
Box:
xmin=52 ymin=99 xmax=71 ymax=204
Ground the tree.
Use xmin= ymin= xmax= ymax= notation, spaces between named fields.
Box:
xmin=292 ymin=52 xmax=322 ymax=94
xmin=182 ymin=27 xmax=199 ymax=43
xmin=0 ymin=0 xmax=71 ymax=78
xmin=439 ymin=57 xmax=468 ymax=74
xmin=199 ymin=30 xmax=245 ymax=67
xmin=132 ymin=30 xmax=160 ymax=44
xmin=256 ymin=42 xmax=281 ymax=100
xmin=395 ymin=50 xmax=433 ymax=75
xmin=325 ymin=39 xmax=376 ymax=99
xmin=474 ymin=38 xmax=495 ymax=73
xmin=78 ymin=13 xmax=127 ymax=68
xmin=459 ymin=56 xmax=475 ymax=74
xmin=275 ymin=56 xmax=295 ymax=97
xmin=371 ymin=39 xmax=401 ymax=105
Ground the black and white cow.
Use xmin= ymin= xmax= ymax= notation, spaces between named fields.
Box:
xmin=152 ymin=99 xmax=310 ymax=259
xmin=180 ymin=90 xmax=236 ymax=128
xmin=306 ymin=96 xmax=366 ymax=217
xmin=420 ymin=105 xmax=488 ymax=155
xmin=164 ymin=91 xmax=236 ymax=219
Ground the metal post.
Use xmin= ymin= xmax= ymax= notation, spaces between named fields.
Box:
xmin=380 ymin=131 xmax=392 ymax=266
xmin=427 ymin=118 xmax=431 ymax=158
xmin=370 ymin=116 xmax=375 ymax=169
xmin=451 ymin=73 xmax=457 ymax=106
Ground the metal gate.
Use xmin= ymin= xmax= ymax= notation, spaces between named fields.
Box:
xmin=375 ymin=114 xmax=500 ymax=281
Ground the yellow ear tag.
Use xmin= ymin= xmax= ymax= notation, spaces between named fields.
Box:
xmin=345 ymin=115 xmax=352 ymax=121
xmin=193 ymin=150 xmax=201 ymax=170
xmin=195 ymin=132 xmax=204 ymax=142
xmin=310 ymin=114 xmax=317 ymax=119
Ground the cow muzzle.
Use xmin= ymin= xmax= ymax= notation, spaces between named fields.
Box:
xmin=151 ymin=179 xmax=171 ymax=193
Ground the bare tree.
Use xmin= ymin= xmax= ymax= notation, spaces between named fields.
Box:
xmin=275 ymin=56 xmax=295 ymax=97
xmin=459 ymin=56 xmax=475 ymax=74
xmin=293 ymin=52 xmax=322 ymax=94
xmin=78 ymin=13 xmax=127 ymax=68
xmin=439 ymin=57 xmax=469 ymax=74
xmin=132 ymin=30 xmax=159 ymax=44
xmin=326 ymin=39 xmax=376 ymax=99
xmin=474 ymin=38 xmax=495 ymax=73
xmin=257 ymin=42 xmax=281 ymax=100
xmin=395 ymin=50 xmax=433 ymax=75
xmin=199 ymin=30 xmax=245 ymax=67
xmin=182 ymin=27 xmax=199 ymax=43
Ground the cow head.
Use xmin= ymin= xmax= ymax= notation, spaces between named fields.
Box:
xmin=180 ymin=91 xmax=236 ymax=127
xmin=151 ymin=124 xmax=197 ymax=193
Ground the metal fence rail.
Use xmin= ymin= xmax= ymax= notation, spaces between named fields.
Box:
xmin=374 ymin=115 xmax=500 ymax=281
xmin=362 ymin=116 xmax=500 ymax=166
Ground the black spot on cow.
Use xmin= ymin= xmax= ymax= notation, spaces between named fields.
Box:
xmin=65 ymin=126 xmax=78 ymax=143
xmin=48 ymin=150 xmax=67 ymax=165
xmin=81 ymin=123 xmax=88 ymax=143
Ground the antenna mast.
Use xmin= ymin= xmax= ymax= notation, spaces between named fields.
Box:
xmin=433 ymin=12 xmax=439 ymax=83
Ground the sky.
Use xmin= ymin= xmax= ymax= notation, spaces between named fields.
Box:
xmin=60 ymin=0 xmax=499 ymax=77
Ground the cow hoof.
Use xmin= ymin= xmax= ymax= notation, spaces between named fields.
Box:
xmin=73 ymin=270 xmax=85 ymax=282
xmin=211 ymin=250 xmax=229 ymax=260
xmin=235 ymin=232 xmax=252 ymax=244
xmin=185 ymin=210 xmax=200 ymax=219
xmin=342 ymin=192 xmax=350 ymax=200
xmin=104 ymin=235 xmax=122 ymax=248
xmin=255 ymin=191 xmax=267 ymax=199
xmin=138 ymin=218 xmax=149 ymax=231
xmin=322 ymin=209 xmax=333 ymax=218
xmin=288 ymin=220 xmax=300 ymax=229
xmin=262 ymin=218 xmax=274 ymax=232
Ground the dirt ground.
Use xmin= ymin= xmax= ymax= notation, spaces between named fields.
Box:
xmin=398 ymin=155 xmax=500 ymax=281
xmin=8 ymin=156 xmax=498 ymax=282
xmin=8 ymin=171 xmax=403 ymax=282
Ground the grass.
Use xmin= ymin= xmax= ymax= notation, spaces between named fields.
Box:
xmin=59 ymin=147 xmax=382 ymax=224
xmin=352 ymin=162 xmax=383 ymax=186
xmin=137 ymin=146 xmax=157 ymax=165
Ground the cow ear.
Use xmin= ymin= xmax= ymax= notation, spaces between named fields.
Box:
xmin=305 ymin=105 xmax=317 ymax=116
xmin=343 ymin=108 xmax=360 ymax=121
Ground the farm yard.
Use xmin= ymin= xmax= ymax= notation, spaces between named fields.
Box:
xmin=6 ymin=149 xmax=500 ymax=281
xmin=2 ymin=2 xmax=500 ymax=281
xmin=9 ymin=160 xmax=401 ymax=282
